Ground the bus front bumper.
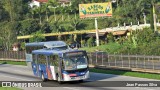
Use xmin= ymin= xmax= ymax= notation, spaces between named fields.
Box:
xmin=61 ymin=71 xmax=90 ymax=81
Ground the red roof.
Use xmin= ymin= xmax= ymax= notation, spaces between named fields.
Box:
xmin=34 ymin=0 xmax=48 ymax=3
xmin=34 ymin=0 xmax=70 ymax=3
xmin=59 ymin=0 xmax=70 ymax=3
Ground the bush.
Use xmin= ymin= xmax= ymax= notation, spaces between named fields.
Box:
xmin=87 ymin=37 xmax=94 ymax=47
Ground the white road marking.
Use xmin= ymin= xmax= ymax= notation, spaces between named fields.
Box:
xmin=12 ymin=69 xmax=32 ymax=73
xmin=135 ymin=87 xmax=156 ymax=90
xmin=0 ymin=74 xmax=34 ymax=81
xmin=63 ymin=87 xmax=79 ymax=90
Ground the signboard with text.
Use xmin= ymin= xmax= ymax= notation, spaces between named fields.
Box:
xmin=79 ymin=2 xmax=112 ymax=18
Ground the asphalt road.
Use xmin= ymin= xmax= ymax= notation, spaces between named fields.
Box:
xmin=0 ymin=64 xmax=160 ymax=90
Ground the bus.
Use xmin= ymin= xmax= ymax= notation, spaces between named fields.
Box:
xmin=32 ymin=48 xmax=89 ymax=83
xmin=25 ymin=41 xmax=67 ymax=67
xmin=32 ymin=49 xmax=89 ymax=83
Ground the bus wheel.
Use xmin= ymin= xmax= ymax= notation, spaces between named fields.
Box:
xmin=41 ymin=73 xmax=47 ymax=82
xmin=56 ymin=75 xmax=62 ymax=84
xmin=79 ymin=80 xmax=83 ymax=83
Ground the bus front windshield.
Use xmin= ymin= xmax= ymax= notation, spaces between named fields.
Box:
xmin=63 ymin=52 xmax=88 ymax=70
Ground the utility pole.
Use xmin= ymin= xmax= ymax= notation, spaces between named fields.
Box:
xmin=95 ymin=18 xmax=99 ymax=46
xmin=153 ymin=3 xmax=157 ymax=32
xmin=143 ymin=13 xmax=146 ymax=24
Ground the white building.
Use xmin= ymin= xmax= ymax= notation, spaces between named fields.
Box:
xmin=29 ymin=0 xmax=71 ymax=8
xmin=29 ymin=0 xmax=48 ymax=8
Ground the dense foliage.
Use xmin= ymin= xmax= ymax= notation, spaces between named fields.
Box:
xmin=81 ymin=28 xmax=160 ymax=55
xmin=0 ymin=0 xmax=159 ymax=50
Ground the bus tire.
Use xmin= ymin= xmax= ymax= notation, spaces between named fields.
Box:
xmin=41 ymin=73 xmax=47 ymax=82
xmin=56 ymin=75 xmax=63 ymax=84
xmin=79 ymin=80 xmax=83 ymax=83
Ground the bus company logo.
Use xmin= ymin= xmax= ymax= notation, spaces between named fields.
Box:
xmin=1 ymin=82 xmax=42 ymax=87
xmin=2 ymin=82 xmax=11 ymax=87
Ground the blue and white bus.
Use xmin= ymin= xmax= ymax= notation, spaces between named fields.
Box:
xmin=25 ymin=41 xmax=89 ymax=83
xmin=25 ymin=41 xmax=67 ymax=68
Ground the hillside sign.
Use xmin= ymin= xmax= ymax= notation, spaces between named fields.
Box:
xmin=79 ymin=2 xmax=112 ymax=18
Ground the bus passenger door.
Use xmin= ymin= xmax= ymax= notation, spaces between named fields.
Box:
xmin=32 ymin=54 xmax=38 ymax=76
xmin=48 ymin=55 xmax=58 ymax=80
xmin=46 ymin=56 xmax=53 ymax=80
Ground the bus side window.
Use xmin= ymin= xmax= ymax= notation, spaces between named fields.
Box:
xmin=38 ymin=55 xmax=47 ymax=65
xmin=32 ymin=54 xmax=36 ymax=63
xmin=50 ymin=55 xmax=58 ymax=66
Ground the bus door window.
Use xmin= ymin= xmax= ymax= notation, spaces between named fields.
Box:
xmin=50 ymin=55 xmax=59 ymax=67
xmin=32 ymin=54 xmax=38 ymax=76
xmin=49 ymin=55 xmax=59 ymax=73
xmin=46 ymin=55 xmax=52 ymax=79
xmin=37 ymin=54 xmax=48 ymax=77
xmin=32 ymin=54 xmax=37 ymax=64
xmin=38 ymin=55 xmax=47 ymax=65
xmin=49 ymin=55 xmax=61 ymax=80
xmin=47 ymin=56 xmax=50 ymax=66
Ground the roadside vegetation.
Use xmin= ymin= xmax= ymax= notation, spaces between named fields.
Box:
xmin=0 ymin=61 xmax=26 ymax=66
xmin=0 ymin=0 xmax=160 ymax=51
xmin=0 ymin=0 xmax=160 ymax=85
xmin=80 ymin=28 xmax=160 ymax=55
xmin=0 ymin=87 xmax=22 ymax=90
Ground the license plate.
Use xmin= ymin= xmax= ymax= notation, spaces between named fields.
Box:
xmin=78 ymin=76 xmax=84 ymax=79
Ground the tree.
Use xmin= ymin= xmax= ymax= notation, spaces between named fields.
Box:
xmin=33 ymin=6 xmax=43 ymax=24
xmin=0 ymin=22 xmax=18 ymax=50
xmin=107 ymin=33 xmax=114 ymax=43
xmin=48 ymin=0 xmax=59 ymax=21
xmin=87 ymin=37 xmax=94 ymax=47
xmin=2 ymin=0 xmax=24 ymax=21
xmin=41 ymin=3 xmax=50 ymax=22
xmin=50 ymin=21 xmax=65 ymax=33
xmin=19 ymin=19 xmax=40 ymax=35
xmin=70 ymin=19 xmax=81 ymax=31
xmin=29 ymin=30 xmax=46 ymax=42
xmin=57 ymin=4 xmax=67 ymax=21
xmin=0 ymin=1 xmax=8 ymax=21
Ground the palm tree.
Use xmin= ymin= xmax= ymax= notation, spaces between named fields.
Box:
xmin=66 ymin=6 xmax=72 ymax=21
xmin=34 ymin=6 xmax=42 ymax=24
xmin=41 ymin=3 xmax=50 ymax=22
xmin=48 ymin=0 xmax=58 ymax=21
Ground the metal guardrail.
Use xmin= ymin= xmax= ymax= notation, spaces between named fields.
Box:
xmin=0 ymin=51 xmax=25 ymax=61
xmin=88 ymin=52 xmax=160 ymax=73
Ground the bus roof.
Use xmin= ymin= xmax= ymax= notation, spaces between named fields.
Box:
xmin=25 ymin=41 xmax=67 ymax=48
xmin=32 ymin=49 xmax=85 ymax=56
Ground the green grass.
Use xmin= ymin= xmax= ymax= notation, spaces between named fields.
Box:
xmin=0 ymin=84 xmax=21 ymax=90
xmin=90 ymin=68 xmax=160 ymax=80
xmin=0 ymin=61 xmax=26 ymax=66
xmin=0 ymin=87 xmax=22 ymax=90
xmin=80 ymin=43 xmax=122 ymax=53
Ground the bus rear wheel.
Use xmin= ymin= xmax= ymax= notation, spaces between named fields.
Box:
xmin=56 ymin=75 xmax=63 ymax=84
xmin=79 ymin=80 xmax=83 ymax=83
xmin=41 ymin=73 xmax=47 ymax=82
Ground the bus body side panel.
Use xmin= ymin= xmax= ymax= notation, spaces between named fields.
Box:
xmin=26 ymin=54 xmax=33 ymax=70
xmin=26 ymin=54 xmax=33 ymax=62
xmin=50 ymin=66 xmax=56 ymax=80
xmin=32 ymin=63 xmax=38 ymax=76
xmin=46 ymin=65 xmax=53 ymax=80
